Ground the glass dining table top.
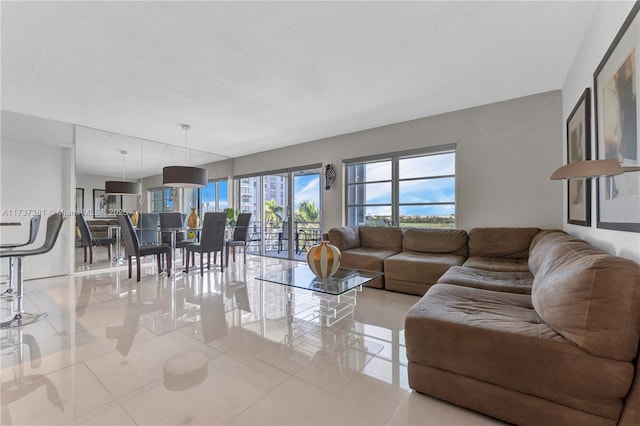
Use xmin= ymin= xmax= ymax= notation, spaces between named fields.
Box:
xmin=256 ymin=265 xmax=383 ymax=295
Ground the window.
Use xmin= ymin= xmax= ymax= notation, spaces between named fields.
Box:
xmin=345 ymin=145 xmax=455 ymax=228
xmin=150 ymin=188 xmax=173 ymax=213
xmin=201 ymin=179 xmax=228 ymax=212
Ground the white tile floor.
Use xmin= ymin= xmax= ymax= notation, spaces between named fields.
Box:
xmin=2 ymin=255 xmax=503 ymax=425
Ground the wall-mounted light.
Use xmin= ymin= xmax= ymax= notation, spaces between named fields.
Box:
xmin=550 ymin=159 xmax=640 ymax=180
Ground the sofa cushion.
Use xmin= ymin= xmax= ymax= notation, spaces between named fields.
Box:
xmin=438 ymin=266 xmax=533 ymax=294
xmin=463 ymin=256 xmax=530 ymax=272
xmin=468 ymin=227 xmax=540 ymax=259
xmin=405 ymin=284 xmax=635 ymax=420
xmin=359 ymin=226 xmax=403 ymax=251
xmin=530 ymin=232 xmax=640 ymax=361
xmin=385 ymin=251 xmax=465 ymax=286
xmin=328 ymin=226 xmax=360 ymax=251
xmin=402 ymin=228 xmax=468 ymax=257
xmin=340 ymin=247 xmax=399 ymax=272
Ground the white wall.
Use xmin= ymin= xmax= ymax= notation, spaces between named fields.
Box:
xmin=76 ymin=173 xmax=139 ymax=218
xmin=228 ymin=91 xmax=563 ymax=233
xmin=1 ymin=111 xmax=75 ymax=279
xmin=562 ymin=0 xmax=640 ymax=262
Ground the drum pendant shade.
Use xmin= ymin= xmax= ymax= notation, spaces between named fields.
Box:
xmin=163 ymin=124 xmax=208 ymax=188
xmin=163 ymin=166 xmax=207 ymax=188
xmin=105 ymin=180 xmax=142 ymax=195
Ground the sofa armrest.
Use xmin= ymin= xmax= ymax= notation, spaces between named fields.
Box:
xmin=328 ymin=226 xmax=360 ymax=251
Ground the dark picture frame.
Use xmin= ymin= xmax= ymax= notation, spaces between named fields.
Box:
xmin=75 ymin=188 xmax=84 ymax=213
xmin=594 ymin=2 xmax=640 ymax=232
xmin=566 ymin=88 xmax=592 ymax=226
xmin=93 ymin=189 xmax=122 ymax=219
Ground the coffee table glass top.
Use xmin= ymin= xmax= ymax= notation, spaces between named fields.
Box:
xmin=256 ymin=266 xmax=383 ymax=295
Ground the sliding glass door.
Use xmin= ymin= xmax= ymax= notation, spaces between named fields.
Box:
xmin=236 ymin=165 xmax=321 ymax=260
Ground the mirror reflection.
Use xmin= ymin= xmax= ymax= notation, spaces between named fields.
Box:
xmin=74 ymin=126 xmax=226 ymax=273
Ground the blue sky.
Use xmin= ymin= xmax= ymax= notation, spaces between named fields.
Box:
xmin=348 ymin=153 xmax=455 ymax=216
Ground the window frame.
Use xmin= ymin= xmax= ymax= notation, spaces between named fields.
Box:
xmin=344 ymin=144 xmax=456 ymax=228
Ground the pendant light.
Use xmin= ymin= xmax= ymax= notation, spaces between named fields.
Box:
xmin=162 ymin=124 xmax=208 ymax=188
xmin=105 ymin=149 xmax=142 ymax=195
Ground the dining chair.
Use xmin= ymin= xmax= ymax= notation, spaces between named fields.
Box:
xmin=0 ymin=213 xmax=64 ymax=328
xmin=118 ymin=214 xmax=171 ymax=282
xmin=225 ymin=213 xmax=252 ymax=266
xmin=1 ymin=214 xmax=41 ymax=298
xmin=159 ymin=212 xmax=194 ymax=264
xmin=138 ymin=213 xmax=159 ymax=245
xmin=76 ymin=213 xmax=117 ymax=264
xmin=186 ymin=212 xmax=226 ymax=276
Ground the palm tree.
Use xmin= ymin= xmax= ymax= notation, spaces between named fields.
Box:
xmin=263 ymin=199 xmax=284 ymax=229
xmin=295 ymin=200 xmax=319 ymax=228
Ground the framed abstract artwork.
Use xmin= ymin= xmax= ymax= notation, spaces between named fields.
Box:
xmin=566 ymin=88 xmax=591 ymax=226
xmin=93 ymin=189 xmax=122 ymax=219
xmin=594 ymin=2 xmax=640 ymax=232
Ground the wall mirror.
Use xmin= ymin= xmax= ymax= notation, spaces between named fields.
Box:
xmin=74 ymin=126 xmax=225 ymax=273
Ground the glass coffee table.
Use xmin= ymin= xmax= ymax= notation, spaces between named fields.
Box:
xmin=256 ymin=266 xmax=383 ymax=325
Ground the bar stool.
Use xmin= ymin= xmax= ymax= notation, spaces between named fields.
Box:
xmin=0 ymin=213 xmax=64 ymax=329
xmin=0 ymin=215 xmax=41 ymax=299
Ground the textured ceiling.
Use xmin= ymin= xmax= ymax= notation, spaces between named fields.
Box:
xmin=2 ymin=1 xmax=597 ymax=159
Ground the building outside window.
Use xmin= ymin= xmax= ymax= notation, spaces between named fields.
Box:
xmin=201 ymin=179 xmax=228 ymax=212
xmin=345 ymin=145 xmax=456 ymax=228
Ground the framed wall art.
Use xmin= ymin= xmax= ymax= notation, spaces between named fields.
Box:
xmin=594 ymin=2 xmax=640 ymax=232
xmin=93 ymin=189 xmax=122 ymax=219
xmin=75 ymin=188 xmax=84 ymax=213
xmin=566 ymin=88 xmax=591 ymax=226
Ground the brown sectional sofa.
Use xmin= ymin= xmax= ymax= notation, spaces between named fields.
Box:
xmin=328 ymin=225 xmax=536 ymax=296
xmin=328 ymin=226 xmax=468 ymax=295
xmin=327 ymin=225 xmax=640 ymax=424
xmin=406 ymin=231 xmax=640 ymax=425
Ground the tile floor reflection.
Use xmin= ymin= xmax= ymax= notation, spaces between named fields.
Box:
xmin=1 ymin=256 xmax=503 ymax=425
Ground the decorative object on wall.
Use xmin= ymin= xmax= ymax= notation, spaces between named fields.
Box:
xmin=75 ymin=188 xmax=84 ymax=213
xmin=306 ymin=240 xmax=341 ymax=278
xmin=324 ymin=163 xmax=336 ymax=190
xmin=566 ymin=88 xmax=592 ymax=226
xmin=105 ymin=150 xmax=141 ymax=195
xmin=594 ymin=2 xmax=640 ymax=232
xmin=162 ymin=124 xmax=208 ymax=188
xmin=188 ymin=207 xmax=200 ymax=229
xmin=93 ymin=189 xmax=122 ymax=219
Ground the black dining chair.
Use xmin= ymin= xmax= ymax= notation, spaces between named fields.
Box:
xmin=186 ymin=212 xmax=226 ymax=276
xmin=1 ymin=214 xmax=41 ymax=298
xmin=225 ymin=213 xmax=252 ymax=266
xmin=0 ymin=213 xmax=64 ymax=328
xmin=159 ymin=212 xmax=194 ymax=264
xmin=118 ymin=214 xmax=171 ymax=282
xmin=76 ymin=213 xmax=117 ymax=264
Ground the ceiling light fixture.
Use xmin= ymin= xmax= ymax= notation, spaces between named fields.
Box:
xmin=550 ymin=159 xmax=640 ymax=180
xmin=105 ymin=149 xmax=142 ymax=195
xmin=162 ymin=124 xmax=208 ymax=188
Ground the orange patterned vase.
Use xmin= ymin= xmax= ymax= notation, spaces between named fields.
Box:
xmin=307 ymin=241 xmax=341 ymax=278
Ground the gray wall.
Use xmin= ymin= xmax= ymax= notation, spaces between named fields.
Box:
xmin=1 ymin=89 xmax=565 ymax=278
xmin=228 ymin=91 xmax=563 ymax=233
xmin=562 ymin=0 xmax=640 ymax=262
